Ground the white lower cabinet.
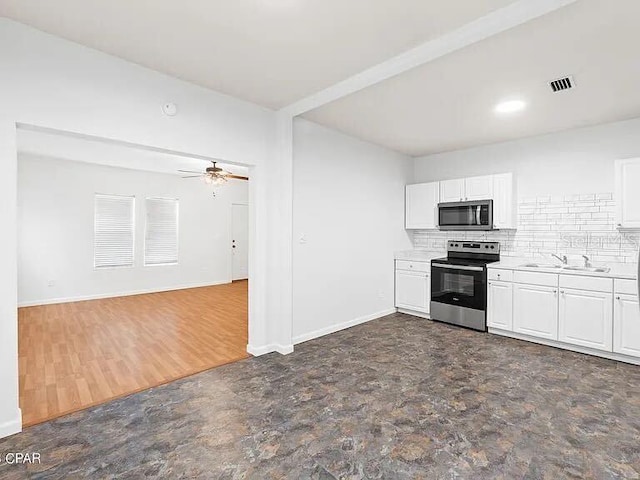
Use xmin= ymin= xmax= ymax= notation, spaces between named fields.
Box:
xmin=487 ymin=280 xmax=513 ymax=330
xmin=559 ymin=289 xmax=613 ymax=351
xmin=395 ymin=269 xmax=430 ymax=314
xmin=513 ymin=283 xmax=558 ymax=340
xmin=487 ymin=268 xmax=640 ymax=364
xmin=614 ymin=294 xmax=640 ymax=357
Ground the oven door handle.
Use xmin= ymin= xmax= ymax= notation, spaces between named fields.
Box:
xmin=476 ymin=206 xmax=481 ymax=225
xmin=432 ymin=263 xmax=484 ymax=272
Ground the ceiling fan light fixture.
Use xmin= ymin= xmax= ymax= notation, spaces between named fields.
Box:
xmin=212 ymin=176 xmax=228 ymax=186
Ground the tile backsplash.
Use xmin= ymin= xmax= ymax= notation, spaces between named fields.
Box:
xmin=413 ymin=193 xmax=640 ymax=264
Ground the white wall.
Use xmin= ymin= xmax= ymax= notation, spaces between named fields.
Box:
xmin=414 ymin=116 xmax=640 ymax=196
xmin=412 ymin=117 xmax=640 ymax=263
xmin=18 ymin=154 xmax=248 ymax=306
xmin=292 ymin=119 xmax=412 ymax=343
xmin=0 ymin=19 xmax=286 ymax=438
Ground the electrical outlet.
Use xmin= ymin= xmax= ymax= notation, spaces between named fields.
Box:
xmin=378 ymin=290 xmax=385 ymax=300
xmin=47 ymin=280 xmax=56 ymax=287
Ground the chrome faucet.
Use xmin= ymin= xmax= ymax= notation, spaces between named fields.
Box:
xmin=551 ymin=253 xmax=568 ymax=265
xmin=582 ymin=255 xmax=591 ymax=268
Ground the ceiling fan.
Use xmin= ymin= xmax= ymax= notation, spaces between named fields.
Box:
xmin=179 ymin=161 xmax=248 ymax=185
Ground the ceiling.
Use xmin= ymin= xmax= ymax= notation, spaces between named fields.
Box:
xmin=0 ymin=0 xmax=517 ymax=109
xmin=17 ymin=128 xmax=249 ymax=177
xmin=4 ymin=0 xmax=640 ymax=157
xmin=304 ymin=0 xmax=640 ymax=156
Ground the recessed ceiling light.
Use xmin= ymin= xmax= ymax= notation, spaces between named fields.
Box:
xmin=494 ymin=100 xmax=527 ymax=114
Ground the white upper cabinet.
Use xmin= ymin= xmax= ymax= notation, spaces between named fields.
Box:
xmin=439 ymin=179 xmax=465 ymax=203
xmin=615 ymin=158 xmax=640 ymax=229
xmin=405 ymin=182 xmax=439 ymax=230
xmin=408 ymin=172 xmax=515 ymax=230
xmin=440 ymin=175 xmax=493 ymax=202
xmin=492 ymin=173 xmax=516 ymax=229
xmin=464 ymin=175 xmax=494 ymax=201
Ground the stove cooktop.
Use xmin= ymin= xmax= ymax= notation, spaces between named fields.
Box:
xmin=431 ymin=257 xmax=499 ymax=267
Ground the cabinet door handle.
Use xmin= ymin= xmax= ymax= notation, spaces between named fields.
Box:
xmin=616 ymin=296 xmax=621 ymax=300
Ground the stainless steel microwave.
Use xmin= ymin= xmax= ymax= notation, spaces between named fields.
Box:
xmin=437 ymin=200 xmax=494 ymax=231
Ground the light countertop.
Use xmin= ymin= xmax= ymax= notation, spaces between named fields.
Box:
xmin=394 ymin=250 xmax=444 ymax=262
xmin=488 ymin=256 xmax=638 ymax=280
xmin=395 ymin=251 xmax=638 ymax=280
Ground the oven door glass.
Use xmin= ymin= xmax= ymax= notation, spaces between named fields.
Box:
xmin=431 ymin=264 xmax=486 ymax=311
xmin=438 ymin=203 xmax=491 ymax=228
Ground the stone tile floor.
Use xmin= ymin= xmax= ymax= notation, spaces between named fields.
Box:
xmin=1 ymin=313 xmax=639 ymax=479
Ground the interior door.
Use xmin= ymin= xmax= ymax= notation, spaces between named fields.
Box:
xmin=232 ymin=203 xmax=249 ymax=281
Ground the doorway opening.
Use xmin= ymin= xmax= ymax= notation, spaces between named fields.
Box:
xmin=16 ymin=126 xmax=252 ymax=426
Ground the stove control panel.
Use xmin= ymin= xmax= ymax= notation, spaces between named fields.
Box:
xmin=447 ymin=241 xmax=500 ymax=254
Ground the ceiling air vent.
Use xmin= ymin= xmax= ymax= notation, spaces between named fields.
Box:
xmin=549 ymin=76 xmax=575 ymax=93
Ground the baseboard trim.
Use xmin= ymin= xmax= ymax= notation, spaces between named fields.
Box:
xmin=247 ymin=344 xmax=294 ymax=356
xmin=293 ymin=308 xmax=396 ymax=345
xmin=18 ymin=280 xmax=231 ymax=307
xmin=0 ymin=409 xmax=22 ymax=439
xmin=489 ymin=328 xmax=640 ymax=366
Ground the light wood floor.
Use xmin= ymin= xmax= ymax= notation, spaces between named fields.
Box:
xmin=18 ymin=281 xmax=248 ymax=427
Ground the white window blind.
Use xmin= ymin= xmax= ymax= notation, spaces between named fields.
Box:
xmin=94 ymin=194 xmax=135 ymax=268
xmin=145 ymin=198 xmax=179 ymax=266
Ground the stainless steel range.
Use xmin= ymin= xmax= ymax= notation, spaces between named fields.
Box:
xmin=430 ymin=241 xmax=500 ymax=331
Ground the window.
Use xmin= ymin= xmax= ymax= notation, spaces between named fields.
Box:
xmin=145 ymin=198 xmax=179 ymax=266
xmin=94 ymin=194 xmax=135 ymax=268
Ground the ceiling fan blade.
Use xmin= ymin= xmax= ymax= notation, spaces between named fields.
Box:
xmin=181 ymin=175 xmax=202 ymax=178
xmin=227 ymin=174 xmax=249 ymax=181
xmin=178 ymin=169 xmax=204 ymax=174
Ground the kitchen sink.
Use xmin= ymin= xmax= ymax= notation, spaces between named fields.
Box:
xmin=562 ymin=265 xmax=611 ymax=273
xmin=517 ymin=263 xmax=611 ymax=273
xmin=519 ymin=263 xmax=563 ymax=269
